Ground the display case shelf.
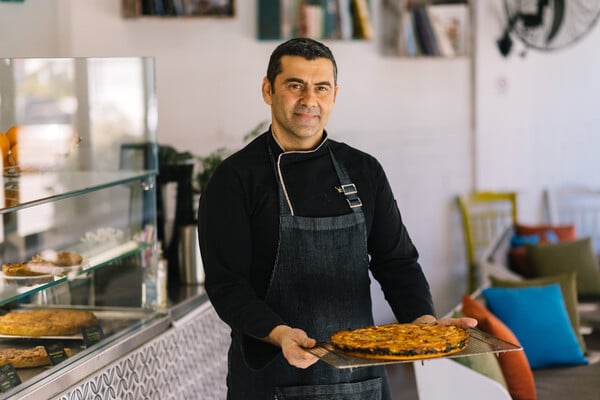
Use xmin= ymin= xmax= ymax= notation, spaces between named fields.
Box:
xmin=0 ymin=171 xmax=155 ymax=214
xmin=0 ymin=239 xmax=151 ymax=307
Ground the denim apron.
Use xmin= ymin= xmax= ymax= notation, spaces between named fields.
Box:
xmin=227 ymin=146 xmax=391 ymax=400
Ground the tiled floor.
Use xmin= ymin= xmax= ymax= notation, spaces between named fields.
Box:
xmin=387 ymin=363 xmax=419 ymax=399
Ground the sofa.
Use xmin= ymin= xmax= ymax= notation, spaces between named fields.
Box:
xmin=414 ymin=224 xmax=600 ymax=400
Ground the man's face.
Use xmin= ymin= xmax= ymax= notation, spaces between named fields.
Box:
xmin=262 ymin=55 xmax=338 ymax=151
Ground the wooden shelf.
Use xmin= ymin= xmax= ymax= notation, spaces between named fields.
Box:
xmin=122 ymin=0 xmax=235 ymax=19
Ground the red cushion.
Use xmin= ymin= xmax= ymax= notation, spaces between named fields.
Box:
xmin=462 ymin=295 xmax=537 ymax=400
xmin=508 ymin=247 xmax=536 ymax=278
xmin=515 ymin=223 xmax=576 ymax=242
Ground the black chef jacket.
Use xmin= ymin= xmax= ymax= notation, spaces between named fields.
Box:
xmin=198 ymin=129 xmax=434 ymax=341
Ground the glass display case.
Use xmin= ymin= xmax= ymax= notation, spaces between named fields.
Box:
xmin=0 ymin=57 xmax=164 ymax=398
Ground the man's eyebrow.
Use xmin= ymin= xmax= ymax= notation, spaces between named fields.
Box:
xmin=283 ymin=77 xmax=332 ymax=87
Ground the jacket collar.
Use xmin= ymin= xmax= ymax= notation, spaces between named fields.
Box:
xmin=268 ymin=126 xmax=329 ymax=158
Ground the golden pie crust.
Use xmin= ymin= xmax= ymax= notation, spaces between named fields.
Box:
xmin=330 ymin=323 xmax=470 ymax=360
xmin=0 ymin=346 xmax=72 ymax=368
xmin=0 ymin=309 xmax=98 ymax=337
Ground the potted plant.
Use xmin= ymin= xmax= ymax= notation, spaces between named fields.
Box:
xmin=193 ymin=120 xmax=268 ymax=196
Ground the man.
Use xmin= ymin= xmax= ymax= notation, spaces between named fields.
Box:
xmin=198 ymin=38 xmax=475 ymax=399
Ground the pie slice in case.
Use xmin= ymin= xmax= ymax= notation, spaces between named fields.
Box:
xmin=0 ymin=346 xmax=72 ymax=369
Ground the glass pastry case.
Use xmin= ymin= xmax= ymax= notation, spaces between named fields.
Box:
xmin=0 ymin=57 xmax=168 ymax=399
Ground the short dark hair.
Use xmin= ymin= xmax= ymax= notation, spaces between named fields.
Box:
xmin=266 ymin=38 xmax=338 ymax=91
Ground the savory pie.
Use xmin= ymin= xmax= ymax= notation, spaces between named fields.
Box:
xmin=0 ymin=309 xmax=98 ymax=337
xmin=0 ymin=346 xmax=72 ymax=368
xmin=330 ymin=323 xmax=470 ymax=360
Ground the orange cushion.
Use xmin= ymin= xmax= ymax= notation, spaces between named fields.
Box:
xmin=462 ymin=295 xmax=537 ymax=400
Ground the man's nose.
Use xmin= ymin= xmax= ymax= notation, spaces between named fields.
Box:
xmin=300 ymin=89 xmax=318 ymax=107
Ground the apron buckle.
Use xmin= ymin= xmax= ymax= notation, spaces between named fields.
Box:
xmin=347 ymin=197 xmax=363 ymax=208
xmin=341 ymin=184 xmax=358 ymax=195
xmin=342 ymin=184 xmax=362 ymax=208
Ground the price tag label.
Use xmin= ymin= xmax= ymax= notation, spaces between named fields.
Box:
xmin=0 ymin=364 xmax=21 ymax=392
xmin=44 ymin=343 xmax=68 ymax=366
xmin=82 ymin=325 xmax=104 ymax=348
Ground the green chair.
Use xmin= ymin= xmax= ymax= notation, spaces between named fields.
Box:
xmin=457 ymin=191 xmax=518 ymax=293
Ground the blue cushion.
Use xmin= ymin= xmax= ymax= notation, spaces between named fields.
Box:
xmin=510 ymin=234 xmax=540 ymax=248
xmin=544 ymin=230 xmax=559 ymax=243
xmin=482 ymin=284 xmax=588 ymax=369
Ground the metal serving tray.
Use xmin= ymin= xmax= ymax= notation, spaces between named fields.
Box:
xmin=306 ymin=328 xmax=522 ymax=369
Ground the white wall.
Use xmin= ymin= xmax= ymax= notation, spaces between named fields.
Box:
xmin=1 ymin=0 xmax=599 ymax=320
xmin=474 ymin=1 xmax=600 ymax=222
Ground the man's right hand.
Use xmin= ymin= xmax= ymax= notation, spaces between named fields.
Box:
xmin=265 ymin=325 xmax=318 ymax=369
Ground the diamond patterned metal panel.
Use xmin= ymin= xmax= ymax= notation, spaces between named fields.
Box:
xmin=57 ymin=305 xmax=230 ymax=400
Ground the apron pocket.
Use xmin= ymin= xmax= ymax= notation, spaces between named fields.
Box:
xmin=274 ymin=377 xmax=382 ymax=400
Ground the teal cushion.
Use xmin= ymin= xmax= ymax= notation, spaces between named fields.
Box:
xmin=489 ymin=273 xmax=587 ymax=354
xmin=526 ymin=237 xmax=600 ymax=298
xmin=482 ymin=284 xmax=587 ymax=369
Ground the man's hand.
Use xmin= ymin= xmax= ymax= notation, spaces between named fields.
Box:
xmin=266 ymin=325 xmax=318 ymax=369
xmin=412 ymin=314 xmax=478 ymax=329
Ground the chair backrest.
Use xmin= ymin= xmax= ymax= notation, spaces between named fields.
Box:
xmin=457 ymin=191 xmax=518 ymax=293
xmin=544 ymin=185 xmax=600 ymax=252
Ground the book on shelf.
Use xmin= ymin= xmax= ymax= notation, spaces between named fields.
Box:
xmin=426 ymin=2 xmax=470 ymax=56
xmin=337 ymin=0 xmax=354 ymax=40
xmin=403 ymin=10 xmax=419 ymax=57
xmin=258 ymin=0 xmax=282 ymax=40
xmin=281 ymin=0 xmax=302 ymax=38
xmin=141 ymin=0 xmax=156 ymax=15
xmin=162 ymin=0 xmax=178 ymax=16
xmin=350 ymin=0 xmax=373 ymax=40
xmin=299 ymin=2 xmax=324 ymax=39
xmin=412 ymin=6 xmax=440 ymax=56
xmin=172 ymin=0 xmax=185 ymax=15
xmin=122 ymin=0 xmax=141 ymax=18
xmin=324 ymin=0 xmax=341 ymax=39
xmin=426 ymin=5 xmax=455 ymax=57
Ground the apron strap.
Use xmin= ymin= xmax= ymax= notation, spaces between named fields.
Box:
xmin=328 ymin=147 xmax=363 ymax=213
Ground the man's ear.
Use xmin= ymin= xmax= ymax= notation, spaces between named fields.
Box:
xmin=262 ymin=77 xmax=272 ymax=105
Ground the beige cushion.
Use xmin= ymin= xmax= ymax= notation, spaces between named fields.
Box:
xmin=451 ymin=311 xmax=508 ymax=389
